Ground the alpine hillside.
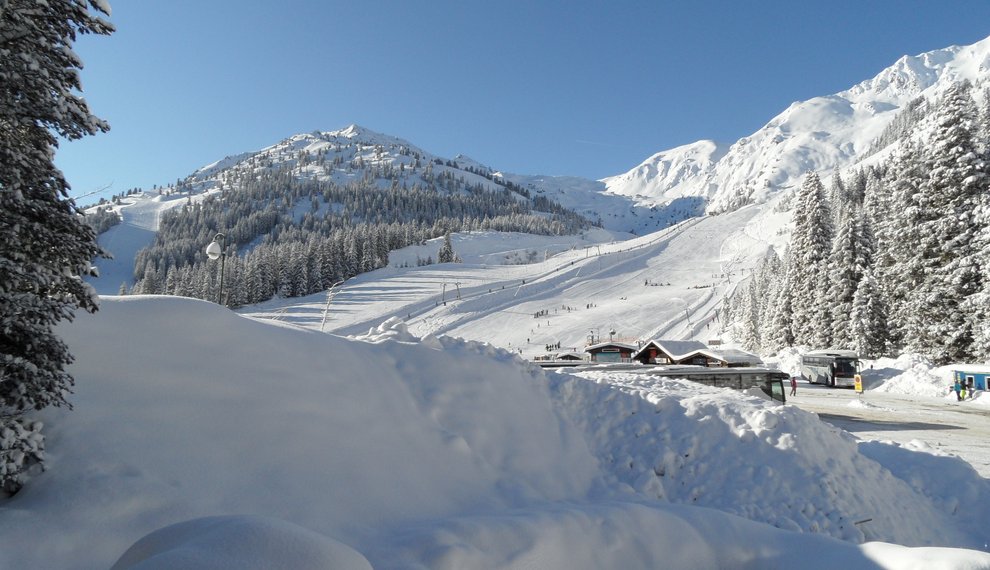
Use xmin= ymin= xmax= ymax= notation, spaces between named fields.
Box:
xmin=180 ymin=124 xmax=692 ymax=236
xmin=85 ymin=33 xmax=990 ymax=321
xmin=601 ymin=34 xmax=990 ymax=214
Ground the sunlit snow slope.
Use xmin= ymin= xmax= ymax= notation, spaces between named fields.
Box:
xmin=4 ymin=296 xmax=986 ymax=568
xmin=241 ymin=204 xmax=785 ymax=355
xmin=602 ymin=35 xmax=990 ymax=214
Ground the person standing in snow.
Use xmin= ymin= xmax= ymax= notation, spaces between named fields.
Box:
xmin=790 ymin=376 xmax=798 ymax=397
xmin=954 ymin=379 xmax=962 ymax=401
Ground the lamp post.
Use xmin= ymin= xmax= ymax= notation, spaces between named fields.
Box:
xmin=205 ymin=232 xmax=226 ymax=306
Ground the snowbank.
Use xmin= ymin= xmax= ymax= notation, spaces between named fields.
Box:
xmin=1 ymin=296 xmax=988 ymax=568
xmin=111 ymin=515 xmax=372 ymax=570
xmin=867 ymin=354 xmax=954 ymax=398
xmin=562 ymin=369 xmax=985 ymax=546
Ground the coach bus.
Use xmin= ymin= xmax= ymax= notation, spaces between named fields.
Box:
xmin=606 ymin=365 xmax=787 ymax=403
xmin=800 ymin=350 xmax=861 ymax=388
xmin=648 ymin=366 xmax=789 ymax=403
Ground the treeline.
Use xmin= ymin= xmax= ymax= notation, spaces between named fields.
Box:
xmin=128 ymin=169 xmax=590 ymax=306
xmin=727 ymin=80 xmax=990 ymax=364
xmin=82 ymin=205 xmax=120 ymax=235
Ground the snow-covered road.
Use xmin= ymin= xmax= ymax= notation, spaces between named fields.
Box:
xmin=789 ymin=384 xmax=990 ymax=477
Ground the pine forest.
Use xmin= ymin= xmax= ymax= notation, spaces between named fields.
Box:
xmin=123 ymin=167 xmax=591 ymax=307
xmin=726 ymin=81 xmax=990 ymax=365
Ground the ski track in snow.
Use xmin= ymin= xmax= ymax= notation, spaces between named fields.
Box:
xmin=241 ymin=209 xmax=767 ymax=358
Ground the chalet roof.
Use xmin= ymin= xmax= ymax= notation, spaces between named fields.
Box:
xmin=697 ymin=348 xmax=762 ymax=366
xmin=633 ymin=339 xmax=708 ymax=361
xmin=951 ymin=364 xmax=990 ymax=374
xmin=556 ymin=352 xmax=585 ymax=360
xmin=584 ymin=341 xmax=638 ymax=352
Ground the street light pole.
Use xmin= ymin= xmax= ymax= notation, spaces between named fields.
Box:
xmin=205 ymin=232 xmax=227 ymax=306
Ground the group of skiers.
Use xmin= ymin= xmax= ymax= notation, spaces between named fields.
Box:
xmin=952 ymin=378 xmax=976 ymax=401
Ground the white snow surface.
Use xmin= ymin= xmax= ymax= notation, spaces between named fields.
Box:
xmin=111 ymin=515 xmax=373 ymax=570
xmin=65 ymin=156 xmax=990 ymax=568
xmin=1 ymin=296 xmax=985 ymax=568
xmin=3 ymin=294 xmax=986 ymax=569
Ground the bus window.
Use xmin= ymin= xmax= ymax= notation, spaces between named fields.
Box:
xmin=834 ymin=360 xmax=857 ymax=376
xmin=769 ymin=380 xmax=785 ymax=403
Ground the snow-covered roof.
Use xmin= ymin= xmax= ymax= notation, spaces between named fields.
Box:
xmin=698 ymin=348 xmax=763 ymax=366
xmin=804 ymin=349 xmax=860 ymax=359
xmin=950 ymin=364 xmax=990 ymax=374
xmin=584 ymin=341 xmax=638 ymax=352
xmin=635 ymin=339 xmax=708 ymax=361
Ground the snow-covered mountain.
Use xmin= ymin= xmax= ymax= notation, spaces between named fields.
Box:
xmin=108 ymin=33 xmax=990 ymax=228
xmin=602 ymin=35 xmax=990 ymax=214
xmin=90 ymin=33 xmax=990 ymax=298
xmin=175 ymin=124 xmax=691 ymax=236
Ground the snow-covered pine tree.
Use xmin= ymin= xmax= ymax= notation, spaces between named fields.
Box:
xmin=827 ymin=206 xmax=860 ymax=350
xmin=766 ymin=269 xmax=796 ymax=353
xmin=850 ymin=269 xmax=888 ymax=358
xmin=755 ymin=249 xmax=785 ymax=353
xmin=437 ymin=231 xmax=457 ymax=263
xmin=847 ymin=168 xmax=868 ymax=209
xmin=904 ymin=82 xmax=986 ymax=363
xmin=877 ymin=140 xmax=929 ymax=353
xmin=729 ymin=281 xmax=760 ymax=352
xmin=961 ymin=87 xmax=990 ymax=359
xmin=826 ymin=172 xmax=846 ymax=227
xmin=0 ymin=0 xmax=113 ymax=493
xmin=827 ymin=206 xmax=874 ymax=350
xmin=785 ymin=172 xmax=833 ymax=347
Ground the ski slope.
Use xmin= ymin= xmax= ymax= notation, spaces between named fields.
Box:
xmin=241 ymin=205 xmax=773 ymax=357
xmin=89 ymin=191 xmax=192 ymax=294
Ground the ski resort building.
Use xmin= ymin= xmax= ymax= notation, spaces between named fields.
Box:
xmin=951 ymin=366 xmax=990 ymax=391
xmin=632 ymin=340 xmax=708 ymax=365
xmin=632 ymin=340 xmax=761 ymax=368
xmin=584 ymin=342 xmax=638 ymax=363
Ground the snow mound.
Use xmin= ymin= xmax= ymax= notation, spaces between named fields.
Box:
xmin=111 ymin=515 xmax=371 ymax=570
xmin=869 ymin=354 xmax=953 ymax=398
xmin=1 ymin=296 xmax=986 ymax=568
xmin=765 ymin=346 xmax=806 ymax=377
xmin=350 ymin=316 xmax=423 ymax=344
xmin=560 ymin=370 xmax=984 ymax=546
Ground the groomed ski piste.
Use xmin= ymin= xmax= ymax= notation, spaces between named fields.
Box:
xmin=242 ymin=203 xmax=782 ymax=353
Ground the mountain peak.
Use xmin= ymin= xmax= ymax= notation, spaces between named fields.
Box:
xmin=604 ymin=32 xmax=990 ymax=215
xmin=336 ymin=124 xmax=369 ymax=138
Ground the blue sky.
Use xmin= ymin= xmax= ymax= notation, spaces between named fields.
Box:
xmin=59 ymin=1 xmax=990 ymax=203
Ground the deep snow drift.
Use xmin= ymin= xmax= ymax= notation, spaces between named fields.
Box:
xmin=4 ymin=296 xmax=989 ymax=568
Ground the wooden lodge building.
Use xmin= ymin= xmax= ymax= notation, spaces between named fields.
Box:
xmin=582 ymin=339 xmax=761 ymax=367
xmin=584 ymin=341 xmax=638 ymax=363
xmin=629 ymin=339 xmax=762 ymax=368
